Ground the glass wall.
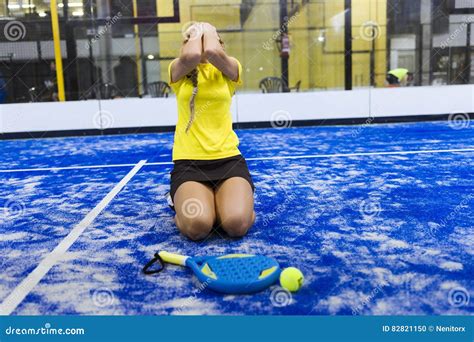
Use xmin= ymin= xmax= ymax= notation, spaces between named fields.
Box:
xmin=0 ymin=0 xmax=473 ymax=104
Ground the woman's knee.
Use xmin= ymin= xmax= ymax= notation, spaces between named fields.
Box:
xmin=176 ymin=214 xmax=214 ymax=241
xmin=220 ymin=211 xmax=255 ymax=238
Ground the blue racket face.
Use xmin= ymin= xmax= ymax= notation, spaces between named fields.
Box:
xmin=186 ymin=254 xmax=281 ymax=294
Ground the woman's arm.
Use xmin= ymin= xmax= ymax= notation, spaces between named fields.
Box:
xmin=202 ymin=23 xmax=239 ymax=81
xmin=170 ymin=24 xmax=203 ymax=83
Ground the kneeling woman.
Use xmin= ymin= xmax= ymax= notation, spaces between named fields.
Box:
xmin=168 ymin=22 xmax=255 ymax=241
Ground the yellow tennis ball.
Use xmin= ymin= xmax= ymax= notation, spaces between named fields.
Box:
xmin=279 ymin=267 xmax=304 ymax=292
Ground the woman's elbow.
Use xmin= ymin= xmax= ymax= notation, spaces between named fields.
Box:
xmin=181 ymin=52 xmax=201 ymax=66
xmin=204 ymin=48 xmax=222 ymax=61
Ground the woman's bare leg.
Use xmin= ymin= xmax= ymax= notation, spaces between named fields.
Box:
xmin=174 ymin=181 xmax=216 ymax=241
xmin=215 ymin=177 xmax=255 ymax=238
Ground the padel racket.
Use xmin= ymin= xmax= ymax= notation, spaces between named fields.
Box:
xmin=143 ymin=251 xmax=281 ymax=294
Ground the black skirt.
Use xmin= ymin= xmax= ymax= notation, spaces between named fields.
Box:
xmin=170 ymin=154 xmax=254 ymax=201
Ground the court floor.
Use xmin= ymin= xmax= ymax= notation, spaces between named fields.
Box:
xmin=0 ymin=121 xmax=472 ymax=315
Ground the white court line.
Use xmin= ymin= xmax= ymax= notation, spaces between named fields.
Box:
xmin=0 ymin=161 xmax=173 ymax=173
xmin=0 ymin=163 xmax=146 ymax=173
xmin=0 ymin=160 xmax=147 ymax=316
xmin=0 ymin=148 xmax=473 ymax=174
xmin=245 ymin=147 xmax=474 ymax=161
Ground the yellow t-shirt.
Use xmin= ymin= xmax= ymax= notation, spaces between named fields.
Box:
xmin=168 ymin=59 xmax=243 ymax=161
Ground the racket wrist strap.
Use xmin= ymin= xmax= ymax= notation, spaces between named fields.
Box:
xmin=143 ymin=253 xmax=165 ymax=275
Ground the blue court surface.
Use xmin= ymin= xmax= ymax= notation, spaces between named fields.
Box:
xmin=0 ymin=121 xmax=473 ymax=315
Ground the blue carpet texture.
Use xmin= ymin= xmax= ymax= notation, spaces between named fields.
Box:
xmin=0 ymin=121 xmax=472 ymax=315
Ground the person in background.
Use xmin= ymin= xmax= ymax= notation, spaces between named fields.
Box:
xmin=42 ymin=61 xmax=59 ymax=101
xmin=386 ymin=68 xmax=414 ymax=87
xmin=0 ymin=71 xmax=6 ymax=103
xmin=113 ymin=56 xmax=138 ymax=97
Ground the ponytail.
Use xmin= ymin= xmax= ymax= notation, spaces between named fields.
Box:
xmin=185 ymin=68 xmax=198 ymax=133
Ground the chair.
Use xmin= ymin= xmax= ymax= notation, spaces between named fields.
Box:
xmin=27 ymin=86 xmax=57 ymax=102
xmin=82 ymin=83 xmax=122 ymax=100
xmin=28 ymin=87 xmax=39 ymax=102
xmin=259 ymin=77 xmax=284 ymax=93
xmin=147 ymin=81 xmax=171 ymax=98
xmin=259 ymin=77 xmax=302 ymax=93
xmin=289 ymin=80 xmax=301 ymax=92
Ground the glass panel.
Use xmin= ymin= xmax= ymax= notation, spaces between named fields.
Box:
xmin=383 ymin=0 xmax=474 ymax=87
xmin=4 ymin=0 xmax=471 ymax=105
xmin=1 ymin=1 xmax=55 ymax=103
